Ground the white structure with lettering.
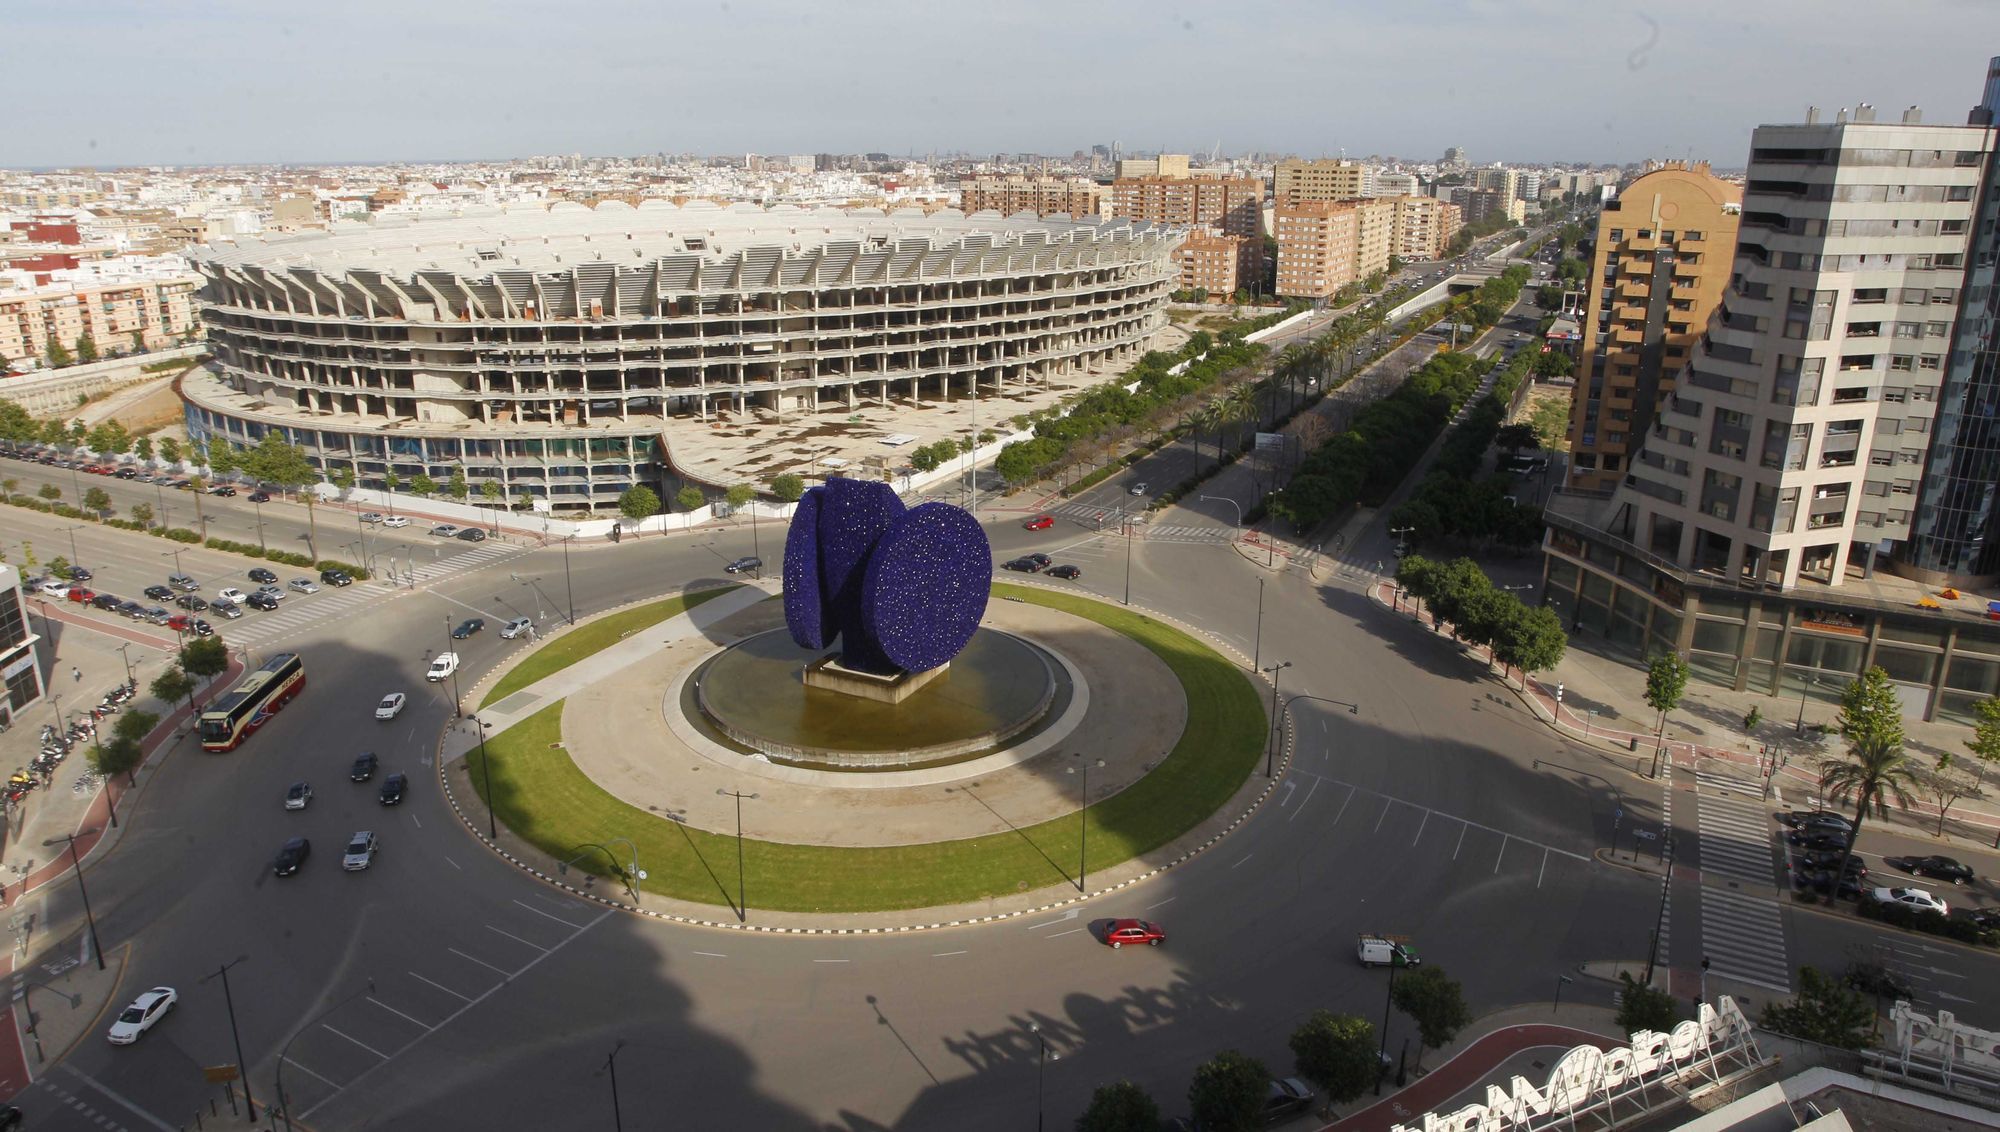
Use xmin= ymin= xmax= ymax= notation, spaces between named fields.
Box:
xmin=1391 ymin=997 xmax=1764 ymax=1132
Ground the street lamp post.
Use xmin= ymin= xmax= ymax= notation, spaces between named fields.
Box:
xmin=562 ymin=534 xmax=578 ymax=624
xmin=601 ymin=1040 xmax=627 ymax=1132
xmin=44 ymin=831 xmax=104 ymax=970
xmin=1252 ymin=576 xmax=1265 ymax=675
xmin=200 ymin=955 xmax=255 ymax=1117
xmin=1027 ymin=1022 xmax=1056 ymax=1132
xmin=1121 ymin=510 xmax=1134 ymax=607
xmin=443 ymin=614 xmax=463 ymax=718
xmin=61 ymin=524 xmax=84 ymax=572
xmin=1794 ymin=673 xmax=1819 ymax=736
xmin=161 ymin=545 xmax=185 ymax=577
xmin=251 ymin=497 xmax=267 ymax=553
xmin=1262 ymin=662 xmax=1292 ymax=778
xmin=1199 ymin=494 xmax=1243 ymax=529
xmin=1553 ymin=974 xmax=1574 ymax=1014
xmin=1375 ymin=960 xmax=1401 ymax=1096
xmin=474 ymin=716 xmax=496 ymax=840
xmin=715 ymin=788 xmax=759 ymax=921
xmin=115 ymin=642 xmax=136 ymax=689
xmin=1389 ymin=524 xmax=1414 ymax=558
xmin=1066 ymin=756 xmax=1104 ymax=893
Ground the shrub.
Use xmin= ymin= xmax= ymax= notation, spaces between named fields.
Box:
xmin=1857 ymin=894 xmax=1995 ymax=946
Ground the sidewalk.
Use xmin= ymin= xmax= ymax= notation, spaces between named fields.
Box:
xmin=1368 ymin=580 xmax=2000 ymax=846
xmin=1325 ymin=1004 xmax=1624 ymax=1131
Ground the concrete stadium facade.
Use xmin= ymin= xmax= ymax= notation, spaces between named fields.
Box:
xmin=180 ymin=200 xmax=1178 ymax=512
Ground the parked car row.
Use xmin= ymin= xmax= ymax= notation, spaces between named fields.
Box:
xmin=1779 ymin=808 xmax=1983 ymax=920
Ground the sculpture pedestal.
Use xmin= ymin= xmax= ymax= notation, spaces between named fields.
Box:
xmin=802 ymin=656 xmax=949 ymax=705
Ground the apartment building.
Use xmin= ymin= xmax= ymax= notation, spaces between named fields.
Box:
xmin=0 ymin=270 xmax=201 ymax=366
xmin=1462 ymin=189 xmax=1526 ymax=226
xmin=1115 ymin=154 xmax=1190 ymax=180
xmin=1388 ymin=196 xmax=1463 ymax=260
xmin=1108 ymin=175 xmax=1264 ymax=241
xmin=1273 ymin=198 xmax=1395 ymax=298
xmin=1177 ymin=228 xmax=1259 ymax=297
xmin=1372 ymin=171 xmax=1421 ymax=198
xmin=0 ymin=564 xmax=41 ymax=727
xmin=1473 ymin=167 xmax=1521 ymax=200
xmin=1541 ymin=102 xmax=2000 ymax=719
xmin=957 ymin=175 xmax=1104 ymax=218
xmin=1565 ymin=163 xmax=1742 ymax=493
xmin=1275 ymin=158 xmax=1368 ymax=206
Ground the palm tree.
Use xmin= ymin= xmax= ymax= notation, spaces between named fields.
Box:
xmin=1221 ymin=383 xmax=1259 ymax=453
xmin=1820 ymin=731 xmax=1919 ymax=890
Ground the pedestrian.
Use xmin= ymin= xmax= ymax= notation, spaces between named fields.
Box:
xmin=71 ymin=666 xmax=81 ymax=683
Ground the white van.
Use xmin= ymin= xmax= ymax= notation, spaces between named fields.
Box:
xmin=426 ymin=652 xmax=460 ymax=682
xmin=1356 ymin=936 xmax=1420 ymax=968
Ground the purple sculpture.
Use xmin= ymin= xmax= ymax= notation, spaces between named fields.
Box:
xmin=783 ymin=479 xmax=991 ymax=675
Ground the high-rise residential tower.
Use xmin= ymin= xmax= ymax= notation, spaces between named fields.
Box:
xmin=1564 ymin=162 xmax=1742 ymax=493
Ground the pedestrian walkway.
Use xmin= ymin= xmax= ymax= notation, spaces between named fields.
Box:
xmin=222 ymin=539 xmax=528 ymax=649
xmin=1327 ymin=1010 xmax=1623 ymax=1131
xmin=1691 ymin=769 xmax=1781 ymax=888
xmin=1698 ymin=886 xmax=1792 ymax=993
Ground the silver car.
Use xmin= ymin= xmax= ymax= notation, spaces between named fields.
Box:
xmin=342 ymin=831 xmax=379 ymax=871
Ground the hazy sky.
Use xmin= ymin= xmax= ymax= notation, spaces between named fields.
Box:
xmin=7 ymin=0 xmax=2000 ymax=168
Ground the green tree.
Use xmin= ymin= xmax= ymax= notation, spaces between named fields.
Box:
xmin=88 ymin=736 xmax=144 ymax=785
xmin=1496 ymin=605 xmax=1567 ymax=686
xmin=246 ymin=430 xmax=316 ymax=492
xmin=1288 ymin=1010 xmax=1379 ymax=1111
xmin=37 ymin=482 xmax=61 ymax=502
xmin=75 ymin=333 xmax=98 ymax=363
xmin=448 ymin=467 xmax=469 ymax=501
xmin=20 ymin=542 xmax=34 ymax=570
xmin=82 ymin=486 xmax=112 ymax=514
xmin=130 ymin=502 xmax=154 ymax=528
xmin=1076 ymin=1080 xmax=1160 ymax=1132
xmin=770 ymin=473 xmax=805 ymax=503
xmin=158 ymin=436 xmax=181 ymax=466
xmin=1760 ymin=966 xmax=1876 ymax=1049
xmin=1614 ymin=972 xmax=1679 ymax=1037
xmin=1837 ymin=666 xmax=1906 ymax=753
xmin=1967 ymin=695 xmax=2000 ymax=788
xmin=86 ymin=420 xmax=131 ymax=454
xmin=149 ymin=665 xmax=197 ymax=714
xmin=1533 ymin=352 xmax=1575 ymax=379
xmin=178 ymin=636 xmax=231 ymax=688
xmin=0 ymin=399 xmax=35 ymax=443
xmin=1391 ymin=966 xmax=1473 ymax=1072
xmin=618 ymin=485 xmax=661 ymax=533
xmin=725 ymin=483 xmax=755 ymax=512
xmin=480 ymin=479 xmax=505 ymax=529
xmin=206 ymin=437 xmax=237 ymax=477
xmin=411 ymin=472 xmax=437 ymax=497
xmin=46 ymin=337 xmax=72 ymax=368
xmin=1643 ymin=653 xmax=1690 ymax=777
xmin=46 ymin=555 xmax=71 ymax=580
xmin=675 ymin=485 xmax=705 ymax=512
xmin=1821 ymin=699 xmax=1919 ymax=892
xmin=331 ymin=466 xmax=356 ymax=494
xmin=1187 ymin=1049 xmax=1270 ymax=1132
xmin=134 ymin=436 xmax=153 ymax=462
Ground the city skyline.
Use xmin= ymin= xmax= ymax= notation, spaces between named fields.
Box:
xmin=9 ymin=0 xmax=2000 ymax=168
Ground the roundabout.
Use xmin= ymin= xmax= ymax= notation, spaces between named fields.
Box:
xmin=452 ymin=582 xmax=1269 ymax=917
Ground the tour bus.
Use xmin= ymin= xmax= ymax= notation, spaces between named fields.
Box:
xmin=198 ymin=653 xmax=306 ymax=752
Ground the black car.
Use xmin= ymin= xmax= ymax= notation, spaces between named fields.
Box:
xmin=725 ymin=556 xmax=763 ymax=574
xmin=1903 ymin=856 xmax=1976 ymax=884
xmin=91 ymin=593 xmax=122 ymax=611
xmin=1793 ymin=866 xmax=1866 ymax=899
xmin=1843 ymin=961 xmax=1916 ymax=1001
xmin=248 ymin=491 xmax=271 ymax=503
xmin=1795 ymin=848 xmax=1866 ymax=874
xmin=319 ymin=568 xmax=353 ymax=587
xmin=379 ymin=773 xmax=407 ymax=806
xmin=1788 ymin=831 xmax=1851 ymax=851
xmin=187 ymin=618 xmax=214 ymax=637
xmin=248 ymin=567 xmax=278 ymax=584
xmin=1024 ymin=553 xmax=1052 ymax=568
xmin=1779 ymin=810 xmax=1854 ymax=834
xmin=246 ymin=591 xmax=280 ymax=611
xmin=273 ymin=837 xmax=311 ymax=876
xmin=209 ymin=485 xmax=237 ymax=496
xmin=1045 ymin=564 xmax=1082 ymax=580
xmin=452 ymin=618 xmax=485 ymax=639
xmin=117 ymin=600 xmax=148 ymax=619
xmin=175 ymin=595 xmax=209 ymax=611
xmin=1949 ymin=907 xmax=2000 ymax=931
xmin=1001 ymin=557 xmax=1043 ymax=573
xmin=69 ymin=566 xmax=93 ymax=582
xmin=143 ymin=584 xmax=174 ymax=601
xmin=455 ymin=527 xmax=487 ymax=542
xmin=350 ymin=752 xmax=378 ymax=782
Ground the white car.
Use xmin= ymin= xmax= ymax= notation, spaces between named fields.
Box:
xmin=426 ymin=653 xmax=459 ymax=682
xmin=40 ymin=579 xmax=70 ymax=598
xmin=430 ymin=523 xmax=460 ymax=537
xmin=1871 ymin=887 xmax=1949 ymax=915
xmin=342 ymin=831 xmax=378 ymax=871
xmin=107 ymin=986 xmax=177 ymax=1045
xmin=288 ymin=578 xmax=319 ymax=594
xmin=382 ymin=516 xmax=410 ymax=528
xmin=375 ymin=692 xmax=406 ymax=720
xmin=216 ymin=586 xmax=247 ymax=604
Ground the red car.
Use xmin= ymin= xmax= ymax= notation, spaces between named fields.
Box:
xmin=1104 ymin=919 xmax=1165 ymax=949
xmin=66 ymin=586 xmax=96 ymax=604
xmin=1024 ymin=514 xmax=1054 ymax=530
xmin=166 ymin=614 xmax=193 ymax=632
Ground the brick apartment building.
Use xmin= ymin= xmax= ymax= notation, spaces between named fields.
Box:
xmin=1176 ymin=228 xmax=1260 ymax=297
xmin=957 ymin=176 xmax=1104 ymax=218
xmin=0 ymin=273 xmax=201 ymax=367
xmin=1108 ymin=175 xmax=1265 ymax=240
xmin=1274 ymin=198 xmax=1398 ymax=298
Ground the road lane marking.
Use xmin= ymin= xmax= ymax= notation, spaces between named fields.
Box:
xmin=1025 ymin=910 xmax=1079 ymax=930
xmin=368 ymin=997 xmax=434 ymax=1031
xmin=1231 ymin=854 xmax=1252 ymax=868
xmin=485 ymin=924 xmax=549 ymax=952
xmin=1494 ymin=836 xmax=1508 ymax=873
xmin=1048 ymin=928 xmax=1084 ymax=939
xmin=407 ymin=972 xmax=473 ymax=1001
xmin=692 ymin=951 xmax=727 ymax=958
xmin=1146 ymin=896 xmax=1176 ymax=910
xmin=56 ymin=1067 xmax=173 ymax=1132
xmin=447 ymin=947 xmax=510 ymax=976
xmin=813 ymin=958 xmax=850 ymax=964
xmin=511 ymin=899 xmax=584 ymax=928
xmin=1330 ymin=785 xmax=1356 ymax=828
xmin=303 ymin=909 xmax=612 ymax=1122
xmin=409 ymin=813 xmax=422 ymax=829
xmin=931 ymin=951 xmax=967 ymax=957
xmin=1455 ymin=826 xmax=1467 ymax=859
xmin=1374 ymin=800 xmax=1392 ymax=833
xmin=1288 ymin=777 xmax=1320 ymax=822
xmin=282 ymin=1055 xmax=343 ymax=1090
xmin=442 ymin=855 xmax=461 ymax=870
xmin=1411 ymin=811 xmax=1429 ymax=845
xmin=1538 ymin=848 xmax=1549 ymax=888
xmin=323 ymin=1025 xmax=390 ymax=1060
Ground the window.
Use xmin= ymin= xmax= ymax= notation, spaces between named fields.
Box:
xmin=1933 ymin=288 xmax=1958 ymax=305
xmin=1920 ymin=354 xmax=1943 ymax=369
xmin=1684 ymin=230 xmax=1704 ymax=241
xmin=1927 ymin=321 xmax=1950 ymax=337
xmin=1949 ymin=185 xmax=1975 ymax=201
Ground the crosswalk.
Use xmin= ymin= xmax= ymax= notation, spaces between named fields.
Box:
xmin=1689 ymin=767 xmax=1791 ymax=993
xmin=220 ymin=540 xmax=528 ymax=647
xmin=1035 ymin=501 xmax=1238 ymax=544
